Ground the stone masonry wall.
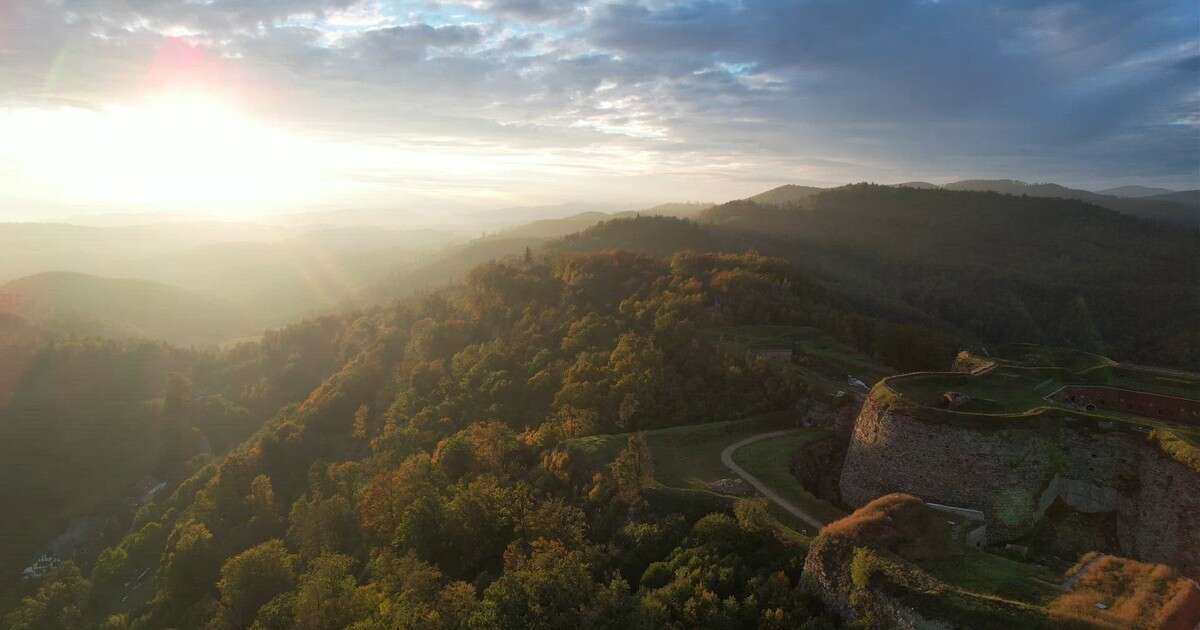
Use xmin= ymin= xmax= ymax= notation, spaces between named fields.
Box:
xmin=839 ymin=391 xmax=1199 ymax=576
xmin=1131 ymin=448 xmax=1200 ymax=577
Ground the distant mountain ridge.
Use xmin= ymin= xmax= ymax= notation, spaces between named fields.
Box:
xmin=706 ymin=184 xmax=1199 ymax=366
xmin=1100 ymin=185 xmax=1176 ymax=198
xmin=1145 ymin=189 xmax=1200 ymax=208
xmin=877 ymin=179 xmax=1200 ymax=227
xmin=749 ymin=184 xmax=825 ymax=207
xmin=751 ymin=180 xmax=1198 ymax=226
xmin=491 ymin=203 xmax=712 ymax=239
xmin=942 ymin=179 xmax=1199 ymax=226
xmin=0 ymin=272 xmax=257 ymax=346
xmin=378 ymin=201 xmax=716 ymax=300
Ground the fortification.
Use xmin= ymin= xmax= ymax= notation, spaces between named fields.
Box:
xmin=804 ymin=494 xmax=1200 ymax=629
xmin=839 ymin=344 xmax=1200 ymax=577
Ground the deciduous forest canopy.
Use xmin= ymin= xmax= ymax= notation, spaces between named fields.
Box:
xmin=2 ymin=0 xmax=1197 ymax=626
xmin=2 ymin=182 xmax=1198 ymax=628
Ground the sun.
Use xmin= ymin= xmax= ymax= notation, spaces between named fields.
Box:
xmin=4 ymin=91 xmax=318 ymax=214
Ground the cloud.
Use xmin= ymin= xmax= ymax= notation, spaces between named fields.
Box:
xmin=480 ymin=0 xmax=589 ymax=20
xmin=582 ymin=0 xmax=1199 ymax=182
xmin=358 ymin=23 xmax=484 ymax=51
xmin=1 ymin=0 xmax=1197 ymax=215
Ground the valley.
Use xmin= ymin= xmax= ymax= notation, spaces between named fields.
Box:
xmin=4 ymin=3 xmax=1196 ymax=626
xmin=1 ymin=183 xmax=1197 ymax=629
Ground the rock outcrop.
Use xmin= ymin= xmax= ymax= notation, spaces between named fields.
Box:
xmin=803 ymin=494 xmax=1200 ymax=629
xmin=801 ymin=494 xmax=956 ymax=627
xmin=790 ymin=433 xmax=848 ymax=507
xmin=802 ymin=494 xmax=1043 ymax=628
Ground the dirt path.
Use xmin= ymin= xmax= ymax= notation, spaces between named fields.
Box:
xmin=720 ymin=430 xmax=826 ymax=531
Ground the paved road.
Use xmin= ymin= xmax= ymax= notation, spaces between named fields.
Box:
xmin=720 ymin=430 xmax=826 ymax=531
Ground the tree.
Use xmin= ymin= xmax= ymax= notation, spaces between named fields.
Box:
xmin=293 ymin=554 xmax=367 ymax=630
xmin=287 ymin=494 xmax=360 ymax=561
xmin=475 ymin=539 xmax=616 ymax=630
xmin=609 ymin=333 xmax=665 ymax=431
xmin=216 ymin=540 xmax=297 ymax=629
xmin=249 ymin=593 xmax=296 ymax=630
xmin=160 ymin=371 xmax=195 ymax=472
xmin=90 ymin=545 xmax=129 ymax=608
xmin=162 ymin=520 xmax=219 ymax=600
xmin=611 ymin=433 xmax=651 ymax=505
xmin=245 ymin=474 xmax=284 ymax=541
xmin=3 ymin=562 xmax=91 ymax=630
xmin=359 ymin=453 xmax=437 ymax=540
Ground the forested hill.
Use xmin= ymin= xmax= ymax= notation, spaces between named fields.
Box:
xmin=2 ymin=250 xmax=954 ymax=629
xmin=398 ymin=186 xmax=1196 ymax=368
xmin=1 ymin=185 xmax=1196 ymax=628
xmin=748 ymin=185 xmax=825 ymax=207
xmin=745 ymin=180 xmax=1200 ymax=226
xmin=938 ymin=179 xmax=1200 ymax=227
xmin=0 ymin=272 xmax=259 ymax=346
xmin=0 ymin=318 xmax=357 ymax=592
xmin=698 ymin=184 xmax=1200 ymax=368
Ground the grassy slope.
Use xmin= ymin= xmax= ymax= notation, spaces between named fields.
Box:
xmin=884 ymin=348 xmax=1199 ymax=438
xmin=918 ymin=548 xmax=1062 ymax=606
xmin=729 ymin=430 xmax=847 ymax=524
xmin=565 ymin=415 xmax=825 ymax=533
xmin=1048 ymin=553 xmax=1200 ymax=629
xmin=704 ymin=324 xmax=895 ymax=387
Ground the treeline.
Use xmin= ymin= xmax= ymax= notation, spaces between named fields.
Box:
xmin=3 ymin=250 xmax=956 ymax=629
xmin=0 ymin=315 xmax=366 ymax=587
xmin=701 ymin=184 xmax=1200 ymax=368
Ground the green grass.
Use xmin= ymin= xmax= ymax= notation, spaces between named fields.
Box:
xmin=646 ymin=423 xmax=839 ymax=536
xmin=1107 ymin=366 xmax=1200 ymax=399
xmin=883 ymin=350 xmax=1200 ymax=438
xmin=562 ymin=415 xmax=821 ymax=535
xmin=564 ymin=415 xmax=796 ymax=477
xmin=648 ymin=421 xmax=779 ymax=489
xmin=730 ymin=431 xmax=847 ymax=525
xmin=887 ymin=368 xmax=1052 ymax=414
xmin=562 ymin=416 xmax=796 ymax=490
xmin=562 ymin=432 xmax=630 ymax=470
xmin=918 ymin=548 xmax=1062 ymax=606
xmin=990 ymin=344 xmax=1112 ymax=373
xmin=702 ymin=324 xmax=895 ymax=385
xmin=866 ymin=548 xmax=1057 ymax=629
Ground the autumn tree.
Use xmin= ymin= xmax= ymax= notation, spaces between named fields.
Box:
xmin=214 ymin=540 xmax=297 ymax=629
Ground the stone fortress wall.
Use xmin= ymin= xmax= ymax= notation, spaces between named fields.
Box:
xmin=839 ymin=383 xmax=1200 ymax=578
xmin=1050 ymin=385 xmax=1200 ymax=426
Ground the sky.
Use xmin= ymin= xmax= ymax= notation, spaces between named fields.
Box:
xmin=0 ymin=0 xmax=1197 ymax=219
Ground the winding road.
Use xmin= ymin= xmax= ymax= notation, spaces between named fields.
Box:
xmin=720 ymin=430 xmax=826 ymax=531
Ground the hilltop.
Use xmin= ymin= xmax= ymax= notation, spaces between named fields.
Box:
xmin=1145 ymin=189 xmax=1200 ymax=208
xmin=396 ymin=185 xmax=1198 ymax=369
xmin=6 ymin=249 xmax=928 ymax=628
xmin=702 ymin=184 xmax=1200 ymax=368
xmin=1099 ymin=185 xmax=1176 ymax=198
xmin=748 ymin=184 xmax=825 ymax=207
xmin=747 ymin=180 xmax=1200 ymax=226
xmin=841 ymin=345 xmax=1200 ymax=578
xmin=940 ymin=179 xmax=1200 ymax=226
xmin=1 ymin=186 xmax=1196 ymax=628
xmin=0 ymin=272 xmax=257 ymax=346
